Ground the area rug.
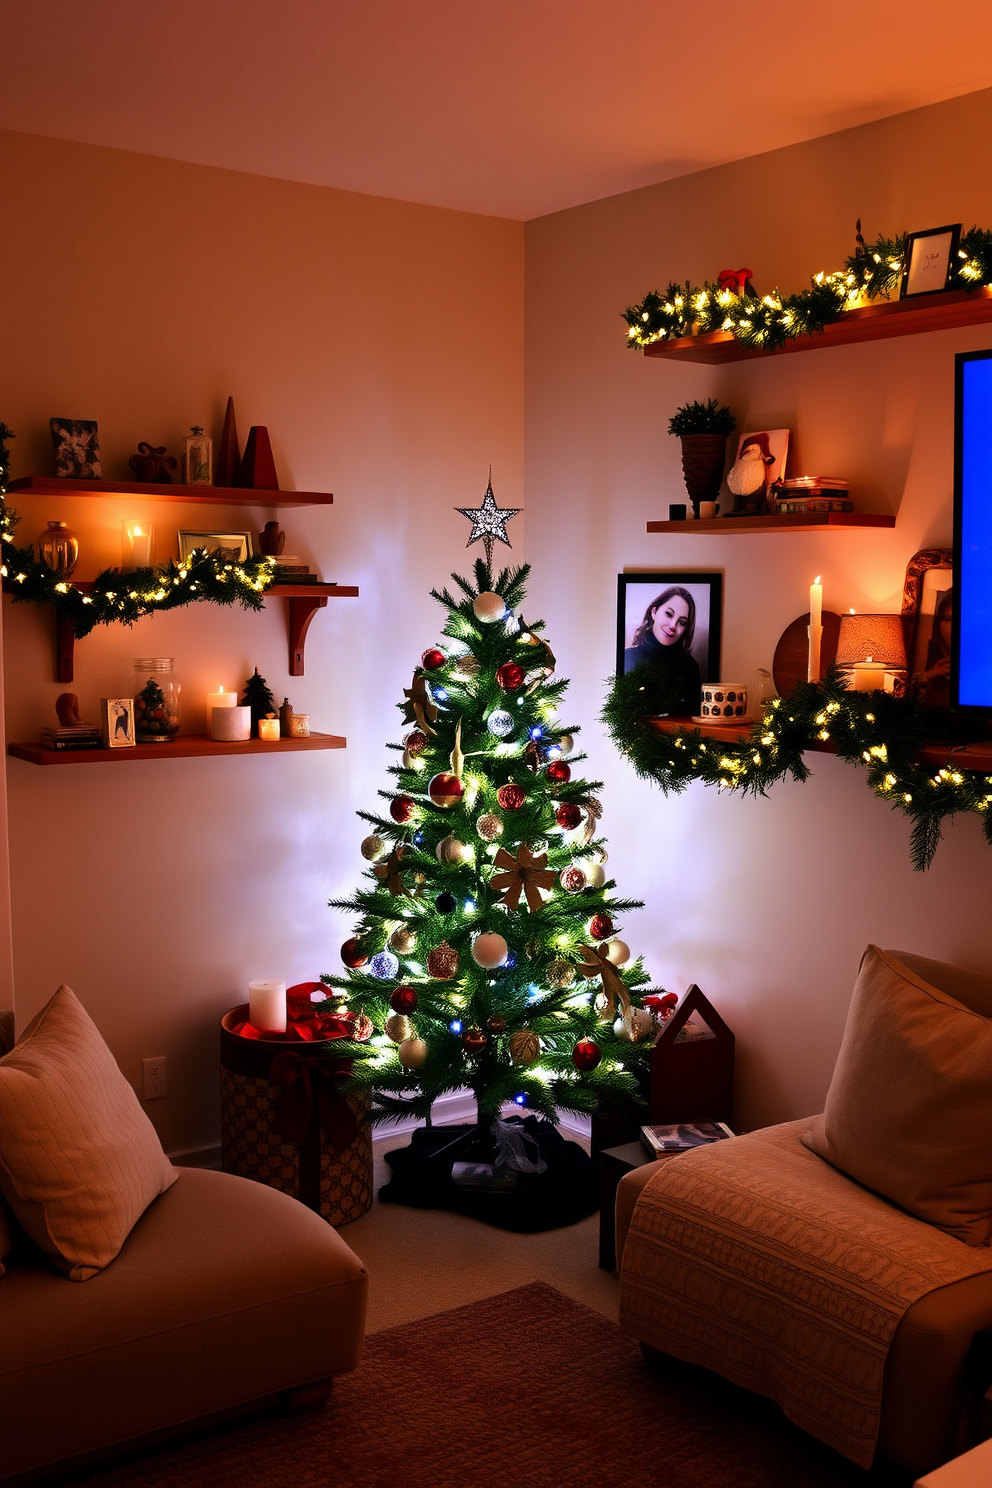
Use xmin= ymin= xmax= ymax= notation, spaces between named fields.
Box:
xmin=77 ymin=1282 xmax=892 ymax=1488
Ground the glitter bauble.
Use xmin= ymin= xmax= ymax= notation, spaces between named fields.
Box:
xmin=581 ymin=861 xmax=607 ymax=890
xmin=603 ymin=939 xmax=630 ymax=967
xmin=369 ymin=950 xmax=400 ymax=980
xmin=398 ymin=1037 xmax=429 ymax=1069
xmin=403 ymin=730 xmax=428 ymax=756
xmin=451 ymin=653 xmax=481 ymax=680
xmin=462 ymin=1026 xmax=487 ymax=1055
xmin=390 ymin=795 xmax=415 ymax=823
xmin=555 ymin=802 xmax=583 ymax=831
xmin=508 ymin=1029 xmax=540 ymax=1066
xmin=476 ymin=812 xmax=504 ymax=841
xmin=350 ymin=1012 xmax=374 ymax=1042
xmin=525 ymin=938 xmax=541 ymax=959
xmin=422 ymin=648 xmax=446 ymax=670
xmin=428 ymin=772 xmax=464 ymax=810
xmin=385 ymin=1013 xmax=413 ymax=1043
xmin=559 ymin=866 xmax=586 ymax=894
xmin=495 ymin=662 xmax=525 ymax=691
xmin=436 ymin=834 xmax=471 ymax=865
xmin=547 ymin=957 xmax=576 ymax=989
xmin=388 ymin=925 xmax=417 ymax=955
xmin=571 ymin=1038 xmax=602 ymax=1072
xmin=434 ymin=891 xmax=457 ymax=914
xmin=427 ymin=941 xmax=459 ymax=980
xmin=614 ymin=1007 xmax=653 ymax=1043
xmin=487 ymin=1014 xmax=506 ymax=1034
xmin=472 ymin=932 xmax=508 ymax=968
xmin=589 ymin=913 xmax=614 ymax=941
xmin=557 ymin=734 xmax=575 ymax=756
xmin=496 ymin=782 xmax=526 ymax=811
xmin=360 ymin=834 xmax=386 ymax=861
xmin=390 ymin=985 xmax=419 ymax=1015
xmin=546 ymin=759 xmax=571 ymax=785
xmin=473 ymin=591 xmax=506 ymax=623
xmin=340 ymin=937 xmax=368 ymax=968
xmin=487 ymin=709 xmax=514 ymax=738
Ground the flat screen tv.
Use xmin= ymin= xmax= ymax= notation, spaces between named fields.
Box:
xmin=953 ymin=348 xmax=992 ymax=712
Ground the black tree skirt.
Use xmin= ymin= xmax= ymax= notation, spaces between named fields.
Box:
xmin=379 ymin=1116 xmax=600 ymax=1232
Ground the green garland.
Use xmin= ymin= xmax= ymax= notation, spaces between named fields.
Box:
xmin=623 ymin=226 xmax=992 ymax=351
xmin=0 ymin=429 xmax=277 ymax=636
xmin=602 ymin=664 xmax=992 ymax=871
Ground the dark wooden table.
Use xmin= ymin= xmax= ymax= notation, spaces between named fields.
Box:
xmin=599 ymin=1141 xmax=657 ymax=1271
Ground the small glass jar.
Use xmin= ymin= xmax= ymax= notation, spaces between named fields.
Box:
xmin=132 ymin=657 xmax=180 ymax=742
xmin=38 ymin=520 xmax=79 ymax=577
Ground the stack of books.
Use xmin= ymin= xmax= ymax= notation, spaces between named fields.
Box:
xmin=772 ymin=477 xmax=852 ymax=514
xmin=273 ymin=555 xmax=321 ymax=584
xmin=41 ymin=724 xmax=103 ymax=752
xmin=640 ymin=1121 xmax=734 ymax=1160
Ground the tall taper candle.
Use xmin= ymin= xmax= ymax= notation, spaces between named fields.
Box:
xmin=808 ymin=574 xmax=823 ymax=683
xmin=248 ymin=979 xmax=287 ymax=1033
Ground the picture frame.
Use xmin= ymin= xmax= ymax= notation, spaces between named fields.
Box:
xmin=178 ymin=530 xmax=254 ymax=564
xmin=100 ymin=697 xmax=136 ymax=748
xmin=726 ymin=428 xmax=789 ymax=516
xmin=900 ymin=224 xmax=961 ymax=299
xmin=900 ymin=548 xmax=953 ymax=709
xmin=617 ymin=572 xmax=722 ymax=717
xmin=50 ymin=418 xmax=101 ymax=479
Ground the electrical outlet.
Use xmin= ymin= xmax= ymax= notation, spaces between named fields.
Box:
xmin=142 ymin=1056 xmax=167 ymax=1100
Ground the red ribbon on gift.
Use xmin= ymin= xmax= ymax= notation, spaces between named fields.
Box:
xmin=232 ymin=982 xmax=358 ymax=1043
xmin=717 ymin=267 xmax=753 ymax=296
xmin=268 ymin=1050 xmax=359 ymax=1215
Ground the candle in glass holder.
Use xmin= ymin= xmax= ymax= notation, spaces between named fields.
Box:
xmin=248 ymin=979 xmax=286 ymax=1034
xmin=122 ymin=521 xmax=153 ymax=569
xmin=258 ymin=717 xmax=280 ymax=741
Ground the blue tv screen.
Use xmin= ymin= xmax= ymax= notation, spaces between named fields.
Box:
xmin=954 ymin=349 xmax=992 ymax=710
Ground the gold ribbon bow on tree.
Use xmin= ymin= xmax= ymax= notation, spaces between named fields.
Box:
xmin=374 ymin=846 xmax=413 ymax=897
xmin=577 ymin=943 xmax=631 ymax=1021
xmin=578 ymin=795 xmax=602 ymax=846
xmin=401 ymin=672 xmax=438 ymax=736
xmin=489 ymin=843 xmax=556 ymax=912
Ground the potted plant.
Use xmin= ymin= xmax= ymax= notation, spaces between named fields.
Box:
xmin=668 ymin=399 xmax=736 ymax=516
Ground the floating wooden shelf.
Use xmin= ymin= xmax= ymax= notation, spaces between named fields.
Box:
xmin=647 ymin=513 xmax=895 ymax=535
xmin=49 ymin=582 xmax=358 ymax=684
xmin=8 ymin=731 xmax=347 ymax=767
xmin=649 ymin=717 xmax=992 ymax=774
xmin=641 ymin=286 xmax=992 ymax=364
xmin=8 ymin=477 xmax=333 ymax=507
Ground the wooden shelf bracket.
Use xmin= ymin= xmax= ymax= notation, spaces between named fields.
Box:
xmin=287 ymin=593 xmax=327 ymax=676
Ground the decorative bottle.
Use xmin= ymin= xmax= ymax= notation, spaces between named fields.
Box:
xmin=38 ymin=520 xmax=79 ymax=577
xmin=182 ymin=426 xmax=212 ymax=485
xmin=132 ymin=657 xmax=181 ymax=743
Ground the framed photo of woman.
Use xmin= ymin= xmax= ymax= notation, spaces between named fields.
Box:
xmin=617 ymin=572 xmax=723 ymax=717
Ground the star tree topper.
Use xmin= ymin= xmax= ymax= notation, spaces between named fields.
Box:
xmin=456 ymin=475 xmax=521 ymax=567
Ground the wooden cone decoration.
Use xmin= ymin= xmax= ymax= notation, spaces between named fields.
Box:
xmin=239 ymin=426 xmax=279 ymax=490
xmin=215 ymin=396 xmax=241 ymax=486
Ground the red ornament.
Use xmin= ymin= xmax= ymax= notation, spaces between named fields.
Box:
xmin=559 ymin=866 xmax=586 ymax=894
xmin=428 ymin=772 xmax=464 ymax=810
xmin=403 ymin=730 xmax=428 ymax=756
xmin=487 ymin=1014 xmax=506 ymax=1034
xmin=555 ymin=801 xmax=583 ymax=831
xmin=496 ymin=782 xmax=527 ymax=811
xmin=495 ymin=662 xmax=525 ymax=691
xmin=422 ymin=648 xmax=446 ymax=671
xmin=390 ymin=795 xmax=415 ymax=823
xmin=589 ymin=912 xmax=614 ymax=940
xmin=546 ymin=760 xmax=571 ymax=784
xmin=390 ymin=986 xmax=419 ymax=1015
xmin=572 ymin=1038 xmax=602 ymax=1072
xmin=427 ymin=941 xmax=459 ymax=980
xmin=462 ymin=1026 xmax=487 ymax=1055
xmin=341 ymin=937 xmax=368 ymax=968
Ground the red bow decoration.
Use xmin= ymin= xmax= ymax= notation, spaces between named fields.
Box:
xmin=232 ymin=982 xmax=363 ymax=1043
xmin=717 ymin=267 xmax=753 ymax=296
xmin=644 ymin=992 xmax=679 ymax=1017
xmin=269 ymin=1049 xmax=359 ymax=1154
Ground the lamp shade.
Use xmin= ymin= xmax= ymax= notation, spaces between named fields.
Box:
xmin=835 ymin=613 xmax=907 ymax=668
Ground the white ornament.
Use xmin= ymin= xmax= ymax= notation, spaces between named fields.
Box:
xmin=487 ymin=709 xmax=514 ymax=738
xmin=582 ymin=861 xmax=607 ymax=889
xmin=473 ymin=591 xmax=506 ymax=624
xmin=472 ymin=932 xmax=508 ymax=968
xmin=614 ymin=1007 xmax=654 ymax=1043
xmin=436 ymin=835 xmax=471 ymax=865
xmin=603 ymin=939 xmax=630 ymax=967
xmin=558 ymin=734 xmax=575 ymax=756
xmin=398 ymin=1037 xmax=429 ymax=1069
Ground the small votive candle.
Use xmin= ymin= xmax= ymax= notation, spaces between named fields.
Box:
xmin=257 ymin=717 xmax=280 ymax=741
xmin=851 ymin=661 xmax=888 ymax=692
xmin=209 ymin=704 xmax=251 ymax=742
xmin=248 ymin=979 xmax=287 ymax=1034
xmin=122 ymin=521 xmax=153 ymax=569
xmin=289 ymin=714 xmax=311 ymax=737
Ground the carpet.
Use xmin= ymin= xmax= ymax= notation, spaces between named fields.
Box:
xmin=77 ymin=1282 xmax=893 ymax=1488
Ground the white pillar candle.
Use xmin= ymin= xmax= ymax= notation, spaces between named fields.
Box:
xmin=852 ymin=661 xmax=887 ymax=692
xmin=257 ymin=717 xmax=280 ymax=741
xmin=249 ymin=979 xmax=287 ymax=1034
xmin=209 ymin=704 xmax=251 ymax=742
xmin=206 ymin=687 xmax=237 ymax=715
xmin=123 ymin=521 xmax=153 ymax=568
xmin=808 ymin=574 xmax=823 ymax=683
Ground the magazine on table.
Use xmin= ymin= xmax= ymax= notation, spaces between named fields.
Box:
xmin=640 ymin=1121 xmax=734 ymax=1159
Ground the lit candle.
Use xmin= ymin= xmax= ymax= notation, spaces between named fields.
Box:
xmin=248 ymin=979 xmax=287 ymax=1034
xmin=123 ymin=521 xmax=153 ymax=569
xmin=206 ymin=686 xmax=237 ymax=717
xmin=808 ymin=574 xmax=823 ymax=683
xmin=209 ymin=705 xmax=251 ymax=742
xmin=852 ymin=658 xmax=887 ymax=692
xmin=257 ymin=717 xmax=280 ymax=742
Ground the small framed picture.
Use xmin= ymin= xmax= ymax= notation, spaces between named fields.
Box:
xmin=617 ymin=572 xmax=722 ymax=716
xmin=50 ymin=418 xmax=101 ymax=479
xmin=178 ymin=530 xmax=254 ymax=563
xmin=901 ymin=548 xmax=953 ymax=710
xmin=726 ymin=429 xmax=789 ymax=515
xmin=101 ymin=697 xmax=136 ymax=748
xmin=900 ymin=224 xmax=961 ymax=298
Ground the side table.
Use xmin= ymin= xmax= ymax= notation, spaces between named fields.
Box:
xmin=599 ymin=1141 xmax=658 ymax=1270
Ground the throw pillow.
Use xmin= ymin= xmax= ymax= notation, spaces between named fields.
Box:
xmin=804 ymin=945 xmax=992 ymax=1246
xmin=0 ymin=985 xmax=178 ymax=1279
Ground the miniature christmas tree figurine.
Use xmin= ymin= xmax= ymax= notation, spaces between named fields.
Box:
xmin=240 ymin=667 xmax=276 ymax=736
xmin=322 ymin=560 xmax=664 ymax=1181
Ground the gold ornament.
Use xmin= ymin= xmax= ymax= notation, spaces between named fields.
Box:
xmin=508 ymin=1029 xmax=540 ymax=1065
xmin=557 ymin=734 xmax=574 ymax=756
xmin=547 ymin=957 xmax=576 ymax=989
xmin=398 ymin=1037 xmax=429 ymax=1069
xmin=360 ymin=834 xmax=386 ymax=861
xmin=451 ymin=653 xmax=481 ymax=680
xmin=388 ymin=924 xmax=417 ymax=955
xmin=489 ymin=843 xmax=556 ymax=912
xmin=436 ymin=835 xmax=471 ymax=865
xmin=525 ymin=938 xmax=542 ymax=959
xmin=427 ymin=941 xmax=459 ymax=980
xmin=476 ymin=811 xmax=504 ymax=841
xmin=385 ymin=1013 xmax=413 ymax=1043
xmin=603 ymin=938 xmax=630 ymax=966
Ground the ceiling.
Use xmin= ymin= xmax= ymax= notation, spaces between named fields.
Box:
xmin=2 ymin=0 xmax=991 ymax=221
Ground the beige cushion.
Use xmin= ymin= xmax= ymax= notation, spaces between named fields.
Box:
xmin=0 ymin=985 xmax=177 ymax=1280
xmin=804 ymin=945 xmax=992 ymax=1247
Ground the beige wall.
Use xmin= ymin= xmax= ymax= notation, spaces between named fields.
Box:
xmin=525 ymin=89 xmax=992 ymax=1130
xmin=1 ymin=131 xmax=523 ymax=1152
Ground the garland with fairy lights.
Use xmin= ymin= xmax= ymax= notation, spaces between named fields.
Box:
xmin=0 ymin=430 xmax=277 ymax=633
xmin=602 ymin=664 xmax=992 ymax=872
xmin=623 ymin=227 xmax=992 ymax=351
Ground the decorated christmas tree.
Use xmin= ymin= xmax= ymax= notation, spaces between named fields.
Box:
xmin=323 ymin=545 xmax=667 ymax=1147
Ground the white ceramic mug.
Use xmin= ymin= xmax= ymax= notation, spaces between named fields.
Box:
xmin=698 ymin=501 xmax=720 ymax=519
